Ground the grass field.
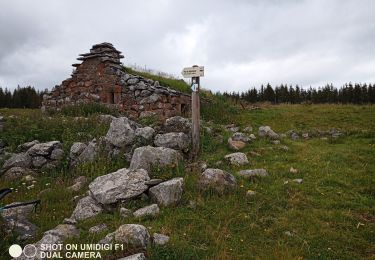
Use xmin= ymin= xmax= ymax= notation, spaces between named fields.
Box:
xmin=0 ymin=104 xmax=374 ymax=259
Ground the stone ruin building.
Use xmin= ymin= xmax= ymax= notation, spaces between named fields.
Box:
xmin=42 ymin=42 xmax=191 ymax=119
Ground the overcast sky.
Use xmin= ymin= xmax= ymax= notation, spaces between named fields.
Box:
xmin=0 ymin=0 xmax=374 ymax=93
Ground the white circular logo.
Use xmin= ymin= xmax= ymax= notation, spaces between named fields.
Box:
xmin=23 ymin=244 xmax=37 ymax=258
xmin=9 ymin=244 xmax=23 ymax=258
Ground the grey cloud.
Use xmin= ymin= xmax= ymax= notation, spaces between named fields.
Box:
xmin=0 ymin=0 xmax=374 ymax=93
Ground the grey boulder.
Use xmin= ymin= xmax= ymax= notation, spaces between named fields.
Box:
xmin=149 ymin=177 xmax=184 ymax=206
xmin=199 ymin=168 xmax=237 ymax=192
xmin=114 ymin=224 xmax=151 ymax=248
xmin=2 ymin=152 xmax=32 ymax=171
xmin=70 ymin=196 xmax=103 ymax=221
xmin=154 ymin=132 xmax=190 ymax=152
xmin=105 ymin=117 xmax=139 ymax=148
xmin=89 ymin=168 xmax=150 ymax=204
xmin=258 ymin=126 xmax=279 ymax=140
xmin=163 ymin=116 xmax=191 ymax=134
xmin=133 ymin=204 xmax=160 ymax=218
xmin=224 ymin=152 xmax=249 ymax=166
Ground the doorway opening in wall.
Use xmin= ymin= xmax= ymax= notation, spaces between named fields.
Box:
xmin=109 ymin=91 xmax=115 ymax=104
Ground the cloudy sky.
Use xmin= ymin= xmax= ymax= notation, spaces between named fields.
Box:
xmin=0 ymin=0 xmax=374 ymax=93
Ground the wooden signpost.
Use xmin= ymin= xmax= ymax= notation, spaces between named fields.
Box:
xmin=182 ymin=65 xmax=204 ymax=161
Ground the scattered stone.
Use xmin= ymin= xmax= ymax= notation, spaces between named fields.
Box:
xmin=89 ymin=224 xmax=108 ymax=234
xmin=70 ymin=196 xmax=103 ymax=221
xmin=98 ymin=232 xmax=115 ymax=245
xmin=154 ymin=132 xmax=190 ymax=152
xmin=232 ymin=132 xmax=250 ymax=143
xmin=118 ymin=253 xmax=147 ymax=260
xmin=70 ymin=139 xmax=98 ymax=167
xmin=68 ymin=176 xmax=87 ymax=192
xmin=130 ymin=146 xmax=182 ymax=172
xmin=238 ymin=169 xmax=268 ymax=178
xmin=120 ymin=208 xmax=133 ymax=218
xmin=243 ymin=126 xmax=253 ymax=133
xmin=258 ymin=126 xmax=279 ymax=140
xmin=271 ymin=140 xmax=280 ymax=145
xmin=133 ymin=204 xmax=160 ymax=218
xmin=293 ymin=178 xmax=303 ymax=184
xmin=149 ymin=177 xmax=184 ymax=206
xmin=26 ymin=141 xmax=62 ymax=157
xmin=291 ymin=132 xmax=299 ymax=140
xmin=289 ymin=167 xmax=298 ymax=174
xmin=199 ymin=168 xmax=237 ymax=192
xmin=89 ymin=168 xmax=150 ymax=204
xmin=224 ymin=152 xmax=249 ymax=166
xmin=135 ymin=126 xmax=155 ymax=143
xmin=114 ymin=224 xmax=150 ymax=248
xmin=105 ymin=117 xmax=138 ymax=148
xmin=62 ymin=218 xmax=77 ymax=225
xmin=153 ymin=233 xmax=170 ymax=245
xmin=16 ymin=140 xmax=39 ymax=153
xmin=227 ymin=138 xmax=246 ymax=150
xmin=249 ymin=134 xmax=256 ymax=140
xmin=302 ymin=133 xmax=309 ymax=139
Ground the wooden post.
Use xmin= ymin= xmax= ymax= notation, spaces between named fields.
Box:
xmin=191 ymin=76 xmax=200 ymax=161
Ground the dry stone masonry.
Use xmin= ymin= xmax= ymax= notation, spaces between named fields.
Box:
xmin=42 ymin=42 xmax=191 ymax=119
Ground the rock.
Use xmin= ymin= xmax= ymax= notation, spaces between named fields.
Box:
xmin=238 ymin=169 xmax=268 ymax=178
xmin=70 ymin=196 xmax=103 ymax=221
xmin=145 ymin=179 xmax=163 ymax=186
xmin=75 ymin=139 xmax=98 ymax=164
xmin=232 ymin=132 xmax=250 ymax=143
xmin=2 ymin=167 xmax=35 ymax=180
xmin=118 ymin=253 xmax=146 ymax=260
xmin=243 ymin=126 xmax=253 ymax=133
xmin=23 ymin=174 xmax=36 ymax=182
xmin=153 ymin=233 xmax=170 ymax=245
xmin=258 ymin=126 xmax=279 ymax=140
xmin=154 ymin=132 xmax=190 ymax=152
xmin=199 ymin=168 xmax=237 ymax=192
xmin=0 ymin=203 xmax=38 ymax=240
xmin=68 ymin=176 xmax=87 ymax=192
xmin=135 ymin=127 xmax=155 ymax=142
xmin=89 ymin=168 xmax=150 ymax=204
xmin=63 ymin=218 xmax=77 ymax=225
xmin=246 ymin=190 xmax=257 ymax=196
xmin=2 ymin=153 xmax=32 ymax=171
xmin=226 ymin=125 xmax=240 ymax=132
xmin=290 ymin=167 xmax=298 ymax=174
xmin=227 ymin=138 xmax=246 ymax=150
xmin=293 ymin=178 xmax=303 ymax=184
xmin=114 ymin=224 xmax=150 ymax=248
xmin=302 ymin=133 xmax=309 ymax=139
xmin=105 ymin=117 xmax=138 ymax=148
xmin=98 ymin=232 xmax=115 ymax=244
xmin=149 ymin=177 xmax=184 ymax=206
xmin=164 ymin=116 xmax=191 ymax=134
xmin=50 ymin=148 xmax=64 ymax=160
xmin=224 ymin=152 xmax=249 ymax=166
xmin=120 ymin=208 xmax=133 ymax=218
xmin=17 ymin=140 xmax=39 ymax=152
xmin=89 ymin=223 xmax=108 ymax=234
xmin=130 ymin=146 xmax=183 ymax=172
xmin=133 ymin=204 xmax=160 ymax=218
xmin=249 ymin=134 xmax=256 ymax=140
xmin=26 ymin=141 xmax=62 ymax=157
xmin=32 ymin=156 xmax=47 ymax=168
xmin=291 ymin=132 xmax=299 ymax=140
xmin=69 ymin=142 xmax=87 ymax=158
xmin=271 ymin=140 xmax=280 ymax=145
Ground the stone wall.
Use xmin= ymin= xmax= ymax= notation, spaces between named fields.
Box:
xmin=42 ymin=42 xmax=191 ymax=119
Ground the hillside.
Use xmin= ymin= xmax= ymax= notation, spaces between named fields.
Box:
xmin=0 ymin=89 xmax=374 ymax=259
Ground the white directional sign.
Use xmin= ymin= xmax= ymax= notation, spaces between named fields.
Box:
xmin=181 ymin=66 xmax=204 ymax=78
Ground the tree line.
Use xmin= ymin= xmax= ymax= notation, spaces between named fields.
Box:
xmin=0 ymin=86 xmax=45 ymax=108
xmin=224 ymin=83 xmax=375 ymax=104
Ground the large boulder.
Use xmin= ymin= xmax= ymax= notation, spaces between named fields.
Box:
xmin=258 ymin=126 xmax=279 ymax=140
xmin=130 ymin=146 xmax=183 ymax=172
xmin=163 ymin=116 xmax=191 ymax=134
xmin=154 ymin=132 xmax=190 ymax=152
xmin=224 ymin=152 xmax=249 ymax=166
xmin=69 ymin=139 xmax=98 ymax=167
xmin=149 ymin=177 xmax=184 ymax=206
xmin=114 ymin=224 xmax=150 ymax=248
xmin=105 ymin=117 xmax=139 ymax=148
xmin=198 ymin=168 xmax=237 ymax=192
xmin=2 ymin=153 xmax=32 ymax=172
xmin=135 ymin=127 xmax=155 ymax=143
xmin=89 ymin=168 xmax=150 ymax=204
xmin=2 ymin=167 xmax=36 ymax=180
xmin=70 ymin=196 xmax=103 ymax=221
